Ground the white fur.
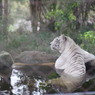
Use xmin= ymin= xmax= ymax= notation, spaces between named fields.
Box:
xmin=50 ymin=34 xmax=95 ymax=77
xmin=50 ymin=34 xmax=95 ymax=92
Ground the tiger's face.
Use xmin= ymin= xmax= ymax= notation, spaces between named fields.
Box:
xmin=50 ymin=34 xmax=66 ymax=53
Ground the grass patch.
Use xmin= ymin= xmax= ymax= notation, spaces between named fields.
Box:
xmin=4 ymin=32 xmax=58 ymax=54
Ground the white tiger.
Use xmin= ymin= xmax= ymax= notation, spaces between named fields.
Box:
xmin=50 ymin=34 xmax=95 ymax=92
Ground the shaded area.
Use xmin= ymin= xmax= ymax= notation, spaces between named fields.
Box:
xmin=10 ymin=69 xmax=57 ymax=95
xmin=0 ymin=67 xmax=95 ymax=94
xmin=0 ymin=78 xmax=12 ymax=95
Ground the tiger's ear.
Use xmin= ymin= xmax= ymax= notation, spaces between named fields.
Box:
xmin=60 ymin=34 xmax=65 ymax=37
xmin=60 ymin=34 xmax=66 ymax=41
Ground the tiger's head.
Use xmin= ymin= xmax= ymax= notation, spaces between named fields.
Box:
xmin=50 ymin=34 xmax=67 ymax=53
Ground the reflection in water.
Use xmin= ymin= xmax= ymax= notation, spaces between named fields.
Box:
xmin=11 ymin=69 xmax=30 ymax=95
xmin=32 ymin=78 xmax=46 ymax=95
xmin=0 ymin=68 xmax=95 ymax=95
xmin=0 ymin=66 xmax=12 ymax=95
xmin=0 ymin=77 xmax=12 ymax=95
xmin=10 ymin=69 xmax=52 ymax=95
xmin=0 ymin=68 xmax=56 ymax=95
xmin=0 ymin=67 xmax=95 ymax=94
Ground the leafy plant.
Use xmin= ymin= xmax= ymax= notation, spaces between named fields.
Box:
xmin=80 ymin=31 xmax=95 ymax=54
xmin=46 ymin=1 xmax=78 ymax=33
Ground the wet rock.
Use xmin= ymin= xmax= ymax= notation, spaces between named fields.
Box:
xmin=0 ymin=51 xmax=14 ymax=77
xmin=12 ymin=51 xmax=58 ymax=78
xmin=0 ymin=51 xmax=14 ymax=67
xmin=13 ymin=51 xmax=58 ymax=78
xmin=12 ymin=62 xmax=56 ymax=78
xmin=15 ymin=51 xmax=57 ymax=64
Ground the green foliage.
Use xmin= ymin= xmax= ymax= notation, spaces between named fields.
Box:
xmin=48 ymin=72 xmax=59 ymax=79
xmin=7 ymin=39 xmax=21 ymax=48
xmin=46 ymin=1 xmax=78 ymax=33
xmin=6 ymin=34 xmax=28 ymax=48
xmin=67 ymin=1 xmax=80 ymax=10
xmin=39 ymin=82 xmax=57 ymax=93
xmin=76 ymin=78 xmax=95 ymax=92
xmin=15 ymin=0 xmax=28 ymax=3
xmin=80 ymin=31 xmax=95 ymax=54
xmin=0 ymin=35 xmax=6 ymax=40
xmin=5 ymin=32 xmax=57 ymax=54
xmin=38 ymin=32 xmax=51 ymax=41
xmin=46 ymin=9 xmax=76 ymax=31
xmin=8 ymin=25 xmax=16 ymax=32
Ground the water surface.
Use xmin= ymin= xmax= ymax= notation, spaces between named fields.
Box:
xmin=0 ymin=67 xmax=95 ymax=95
xmin=0 ymin=68 xmax=56 ymax=95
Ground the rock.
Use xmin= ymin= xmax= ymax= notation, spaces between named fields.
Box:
xmin=12 ymin=62 xmax=56 ymax=79
xmin=0 ymin=51 xmax=14 ymax=67
xmin=13 ymin=51 xmax=58 ymax=78
xmin=0 ymin=51 xmax=14 ymax=77
xmin=15 ymin=51 xmax=57 ymax=64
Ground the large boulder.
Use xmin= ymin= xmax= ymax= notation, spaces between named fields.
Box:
xmin=15 ymin=51 xmax=57 ymax=64
xmin=0 ymin=51 xmax=14 ymax=77
xmin=0 ymin=51 xmax=14 ymax=67
xmin=13 ymin=51 xmax=58 ymax=78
